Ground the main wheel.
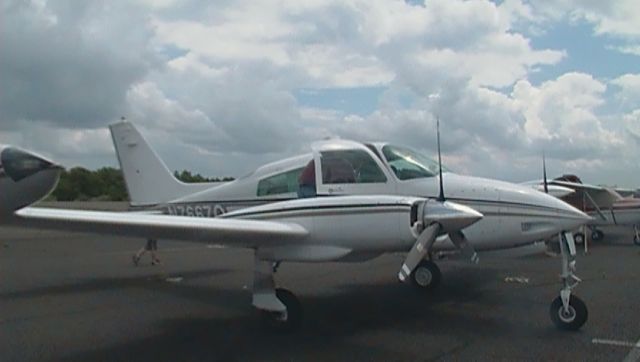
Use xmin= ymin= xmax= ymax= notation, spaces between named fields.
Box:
xmin=260 ymin=288 xmax=303 ymax=333
xmin=591 ymin=229 xmax=604 ymax=241
xmin=573 ymin=232 xmax=585 ymax=245
xmin=549 ymin=295 xmax=588 ymax=331
xmin=410 ymin=260 xmax=442 ymax=291
xmin=633 ymin=234 xmax=640 ymax=246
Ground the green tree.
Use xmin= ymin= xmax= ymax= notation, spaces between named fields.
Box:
xmin=174 ymin=169 xmax=234 ymax=183
xmin=51 ymin=167 xmax=233 ymax=201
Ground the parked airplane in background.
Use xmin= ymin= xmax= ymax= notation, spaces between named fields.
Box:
xmin=529 ymin=174 xmax=640 ymax=246
xmin=0 ymin=124 xmax=590 ymax=331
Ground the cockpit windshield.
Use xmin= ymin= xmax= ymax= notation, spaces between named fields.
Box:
xmin=382 ymin=145 xmax=448 ymax=180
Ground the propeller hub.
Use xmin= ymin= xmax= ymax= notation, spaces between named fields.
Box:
xmin=417 ymin=199 xmax=483 ymax=234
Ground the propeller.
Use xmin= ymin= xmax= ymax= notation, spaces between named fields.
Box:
xmin=543 ymin=152 xmax=549 ymax=194
xmin=436 ymin=117 xmax=445 ymax=202
xmin=398 ymin=117 xmax=483 ymax=283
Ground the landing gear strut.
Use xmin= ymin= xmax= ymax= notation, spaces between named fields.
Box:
xmin=549 ymin=231 xmax=588 ymax=331
xmin=253 ymin=254 xmax=302 ymax=332
xmin=633 ymin=225 xmax=640 ymax=247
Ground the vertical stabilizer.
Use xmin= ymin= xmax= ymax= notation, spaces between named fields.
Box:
xmin=109 ymin=121 xmax=216 ymax=206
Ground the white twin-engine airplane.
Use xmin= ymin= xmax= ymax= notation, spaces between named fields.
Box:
xmin=0 ymin=121 xmax=590 ymax=331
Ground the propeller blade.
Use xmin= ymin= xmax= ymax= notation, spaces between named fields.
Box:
xmin=449 ymin=230 xmax=479 ymax=264
xmin=543 ymin=152 xmax=549 ymax=194
xmin=399 ymin=223 xmax=440 ymax=282
xmin=400 ymin=199 xmax=483 ymax=282
xmin=436 ymin=117 xmax=445 ymax=202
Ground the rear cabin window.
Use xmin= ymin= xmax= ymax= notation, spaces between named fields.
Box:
xmin=320 ymin=150 xmax=387 ymax=184
xmin=257 ymin=168 xmax=304 ymax=196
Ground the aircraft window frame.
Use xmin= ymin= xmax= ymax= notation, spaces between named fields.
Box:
xmin=256 ymin=167 xmax=304 ymax=197
xmin=320 ymin=149 xmax=387 ymax=184
xmin=382 ymin=145 xmax=447 ymax=181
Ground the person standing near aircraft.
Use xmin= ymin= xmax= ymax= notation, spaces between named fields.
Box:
xmin=297 ymin=160 xmax=316 ymax=198
xmin=133 ymin=239 xmax=160 ymax=266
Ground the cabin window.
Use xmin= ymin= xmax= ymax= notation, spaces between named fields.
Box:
xmin=382 ymin=145 xmax=447 ymax=180
xmin=256 ymin=167 xmax=304 ymax=196
xmin=320 ymin=150 xmax=387 ymax=184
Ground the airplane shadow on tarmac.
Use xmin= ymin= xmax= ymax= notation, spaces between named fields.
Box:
xmin=0 ymin=268 xmax=231 ymax=301
xmin=55 ymin=267 xmax=526 ymax=362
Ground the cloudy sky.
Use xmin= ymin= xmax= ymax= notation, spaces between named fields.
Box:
xmin=1 ymin=0 xmax=639 ymax=186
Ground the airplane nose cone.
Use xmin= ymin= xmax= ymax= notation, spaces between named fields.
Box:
xmin=499 ymin=180 xmax=591 ymax=231
xmin=444 ymin=173 xmax=590 ymax=235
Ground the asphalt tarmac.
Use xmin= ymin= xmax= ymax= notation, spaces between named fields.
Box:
xmin=2 ymin=204 xmax=640 ymax=361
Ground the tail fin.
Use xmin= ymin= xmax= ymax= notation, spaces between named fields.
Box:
xmin=109 ymin=121 xmax=216 ymax=206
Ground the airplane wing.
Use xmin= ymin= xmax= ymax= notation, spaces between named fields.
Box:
xmin=547 ymin=180 xmax=606 ymax=192
xmin=523 ymin=183 xmax=575 ymax=198
xmin=548 ymin=180 xmax=621 ymax=208
xmin=12 ymin=207 xmax=308 ymax=247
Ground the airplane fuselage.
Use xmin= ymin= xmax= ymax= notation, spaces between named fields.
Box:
xmin=156 ymin=141 xmax=588 ymax=254
xmin=586 ymin=199 xmax=640 ymax=227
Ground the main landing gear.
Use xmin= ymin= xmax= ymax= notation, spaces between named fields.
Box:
xmin=573 ymin=232 xmax=585 ymax=245
xmin=633 ymin=225 xmax=640 ymax=247
xmin=549 ymin=231 xmax=588 ymax=331
xmin=410 ymin=259 xmax=442 ymax=291
xmin=252 ymin=254 xmax=301 ymax=332
xmin=590 ymin=227 xmax=604 ymax=241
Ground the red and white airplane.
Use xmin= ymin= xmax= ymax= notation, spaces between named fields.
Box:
xmin=531 ymin=174 xmax=640 ymax=246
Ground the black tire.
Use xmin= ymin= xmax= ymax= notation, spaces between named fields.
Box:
xmin=634 ymin=234 xmax=640 ymax=246
xmin=410 ymin=260 xmax=442 ymax=291
xmin=260 ymin=288 xmax=303 ymax=333
xmin=573 ymin=232 xmax=585 ymax=245
xmin=549 ymin=295 xmax=588 ymax=331
xmin=591 ymin=229 xmax=604 ymax=241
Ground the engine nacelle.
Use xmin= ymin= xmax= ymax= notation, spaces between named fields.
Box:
xmin=0 ymin=146 xmax=62 ymax=218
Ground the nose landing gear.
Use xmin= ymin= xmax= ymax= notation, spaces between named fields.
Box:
xmin=550 ymin=231 xmax=588 ymax=331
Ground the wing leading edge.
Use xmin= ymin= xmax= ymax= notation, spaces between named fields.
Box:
xmin=13 ymin=207 xmax=309 ymax=247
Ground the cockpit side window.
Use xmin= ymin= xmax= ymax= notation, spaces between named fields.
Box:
xmin=320 ymin=150 xmax=387 ymax=184
xmin=257 ymin=167 xmax=304 ymax=196
xmin=382 ymin=145 xmax=446 ymax=180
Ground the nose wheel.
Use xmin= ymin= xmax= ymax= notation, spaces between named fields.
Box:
xmin=550 ymin=294 xmax=588 ymax=330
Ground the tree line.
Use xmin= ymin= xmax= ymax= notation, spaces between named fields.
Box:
xmin=51 ymin=167 xmax=234 ymax=201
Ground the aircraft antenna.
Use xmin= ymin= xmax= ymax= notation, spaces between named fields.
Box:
xmin=436 ymin=117 xmax=445 ymax=202
xmin=543 ymin=152 xmax=549 ymax=194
